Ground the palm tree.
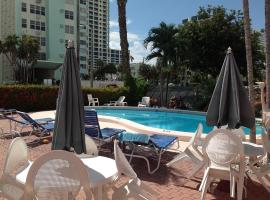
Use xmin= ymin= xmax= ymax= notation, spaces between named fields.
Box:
xmin=17 ymin=35 xmax=40 ymax=83
xmin=1 ymin=35 xmax=19 ymax=67
xmin=144 ymin=22 xmax=178 ymax=106
xmin=265 ymin=0 xmax=270 ymax=114
xmin=117 ymin=0 xmax=131 ymax=78
xmin=243 ymin=0 xmax=256 ymax=143
xmin=0 ymin=35 xmax=39 ymax=82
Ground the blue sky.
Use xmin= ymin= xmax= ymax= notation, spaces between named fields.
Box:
xmin=109 ymin=0 xmax=264 ymax=64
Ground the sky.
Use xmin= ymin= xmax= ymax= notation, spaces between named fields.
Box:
xmin=109 ymin=0 xmax=264 ymax=64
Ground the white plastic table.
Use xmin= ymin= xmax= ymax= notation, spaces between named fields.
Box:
xmin=16 ymin=156 xmax=118 ymax=199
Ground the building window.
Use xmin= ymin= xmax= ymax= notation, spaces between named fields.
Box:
xmin=41 ymin=7 xmax=45 ymax=15
xmin=80 ymin=64 xmax=86 ymax=69
xmin=65 ymin=25 xmax=74 ymax=34
xmin=30 ymin=20 xmax=35 ymax=29
xmin=30 ymin=20 xmax=46 ymax=31
xmin=65 ymin=10 xmax=74 ymax=20
xmin=30 ymin=5 xmax=35 ymax=13
xmin=30 ymin=4 xmax=46 ymax=16
xmin=22 ymin=3 xmax=27 ymax=12
xmin=80 ymin=0 xmax=86 ymax=5
xmin=41 ymin=22 xmax=46 ymax=31
xmin=22 ymin=19 xmax=27 ymax=28
xmin=41 ymin=37 xmax=46 ymax=46
xmin=80 ymin=56 xmax=86 ymax=61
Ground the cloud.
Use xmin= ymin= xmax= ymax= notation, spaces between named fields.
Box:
xmin=109 ymin=31 xmax=156 ymax=64
xmin=110 ymin=20 xmax=118 ymax=28
xmin=109 ymin=0 xmax=115 ymax=3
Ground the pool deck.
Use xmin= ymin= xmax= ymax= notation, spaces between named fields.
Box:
xmin=0 ymin=111 xmax=269 ymax=199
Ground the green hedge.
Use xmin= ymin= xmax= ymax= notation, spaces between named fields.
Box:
xmin=0 ymin=85 xmax=129 ymax=112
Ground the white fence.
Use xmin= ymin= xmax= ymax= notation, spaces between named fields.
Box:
xmin=81 ymin=80 xmax=124 ymax=88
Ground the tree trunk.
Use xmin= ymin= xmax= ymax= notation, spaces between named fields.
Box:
xmin=243 ymin=0 xmax=256 ymax=143
xmin=159 ymin=68 xmax=164 ymax=107
xmin=165 ymin=71 xmax=170 ymax=107
xmin=266 ymin=0 xmax=270 ymax=109
xmin=117 ymin=0 xmax=131 ymax=78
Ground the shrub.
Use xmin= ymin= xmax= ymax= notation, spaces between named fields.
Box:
xmin=124 ymin=76 xmax=149 ymax=106
xmin=0 ymin=85 xmax=129 ymax=112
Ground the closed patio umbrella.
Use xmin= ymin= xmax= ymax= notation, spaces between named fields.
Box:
xmin=206 ymin=47 xmax=255 ymax=129
xmin=52 ymin=40 xmax=86 ymax=154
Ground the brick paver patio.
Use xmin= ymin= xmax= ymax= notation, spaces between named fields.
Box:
xmin=0 ymin=116 xmax=269 ymax=200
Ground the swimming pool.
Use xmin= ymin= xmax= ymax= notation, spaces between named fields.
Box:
xmin=95 ymin=107 xmax=262 ymax=134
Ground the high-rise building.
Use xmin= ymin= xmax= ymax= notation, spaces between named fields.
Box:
xmin=88 ymin=0 xmax=109 ymax=69
xmin=0 ymin=0 xmax=110 ymax=84
xmin=109 ymin=48 xmax=122 ymax=65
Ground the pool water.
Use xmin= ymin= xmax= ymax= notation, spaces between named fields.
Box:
xmin=95 ymin=108 xmax=262 ymax=135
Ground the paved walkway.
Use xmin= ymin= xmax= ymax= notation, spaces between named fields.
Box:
xmin=0 ymin=116 xmax=269 ymax=200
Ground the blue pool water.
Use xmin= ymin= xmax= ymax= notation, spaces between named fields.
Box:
xmin=95 ymin=108 xmax=262 ymax=134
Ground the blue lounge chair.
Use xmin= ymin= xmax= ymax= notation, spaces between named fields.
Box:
xmin=118 ymin=132 xmax=179 ymax=174
xmin=84 ymin=110 xmax=125 ymax=145
xmin=15 ymin=111 xmax=54 ymax=139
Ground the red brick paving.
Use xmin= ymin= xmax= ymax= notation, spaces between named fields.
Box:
xmin=0 ymin=117 xmax=269 ymax=200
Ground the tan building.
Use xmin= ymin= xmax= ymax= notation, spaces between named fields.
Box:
xmin=88 ymin=0 xmax=109 ymax=69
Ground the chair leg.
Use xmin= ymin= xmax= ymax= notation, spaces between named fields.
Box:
xmin=237 ymin=176 xmax=244 ymax=200
xmin=199 ymin=168 xmax=210 ymax=192
xmin=201 ymin=176 xmax=211 ymax=200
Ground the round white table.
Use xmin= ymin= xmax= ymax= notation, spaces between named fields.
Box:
xmin=16 ymin=156 xmax=118 ymax=200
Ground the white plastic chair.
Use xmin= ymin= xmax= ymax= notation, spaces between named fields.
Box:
xmin=250 ymin=128 xmax=270 ymax=193
xmin=199 ymin=129 xmax=245 ymax=200
xmin=110 ymin=96 xmax=127 ymax=106
xmin=88 ymin=94 xmax=99 ymax=106
xmin=23 ymin=150 xmax=92 ymax=200
xmin=85 ymin=135 xmax=99 ymax=156
xmin=213 ymin=126 xmax=246 ymax=141
xmin=112 ymin=140 xmax=158 ymax=200
xmin=0 ymin=138 xmax=29 ymax=200
xmin=138 ymin=97 xmax=150 ymax=107
xmin=166 ymin=123 xmax=204 ymax=179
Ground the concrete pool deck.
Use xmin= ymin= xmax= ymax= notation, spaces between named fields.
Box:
xmin=0 ymin=112 xmax=269 ymax=200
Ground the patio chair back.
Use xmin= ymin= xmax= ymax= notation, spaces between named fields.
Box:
xmin=85 ymin=135 xmax=98 ymax=156
xmin=190 ymin=123 xmax=203 ymax=148
xmin=262 ymin=128 xmax=270 ymax=153
xmin=114 ymin=140 xmax=137 ymax=179
xmin=141 ymin=97 xmax=150 ymax=106
xmin=4 ymin=137 xmax=29 ymax=175
xmin=16 ymin=111 xmax=40 ymax=129
xmin=113 ymin=140 xmax=157 ymax=200
xmin=87 ymin=94 xmax=93 ymax=102
xmin=117 ymin=96 xmax=125 ymax=103
xmin=23 ymin=150 xmax=92 ymax=200
xmin=84 ymin=110 xmax=102 ymax=138
xmin=203 ymin=129 xmax=243 ymax=167
xmin=213 ymin=126 xmax=246 ymax=141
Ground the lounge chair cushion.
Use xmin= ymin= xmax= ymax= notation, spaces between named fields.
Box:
xmin=41 ymin=122 xmax=54 ymax=130
xmin=119 ymin=132 xmax=177 ymax=149
xmin=150 ymin=134 xmax=177 ymax=149
xmin=101 ymin=128 xmax=125 ymax=138
xmin=119 ymin=132 xmax=150 ymax=143
xmin=85 ymin=127 xmax=124 ymax=138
